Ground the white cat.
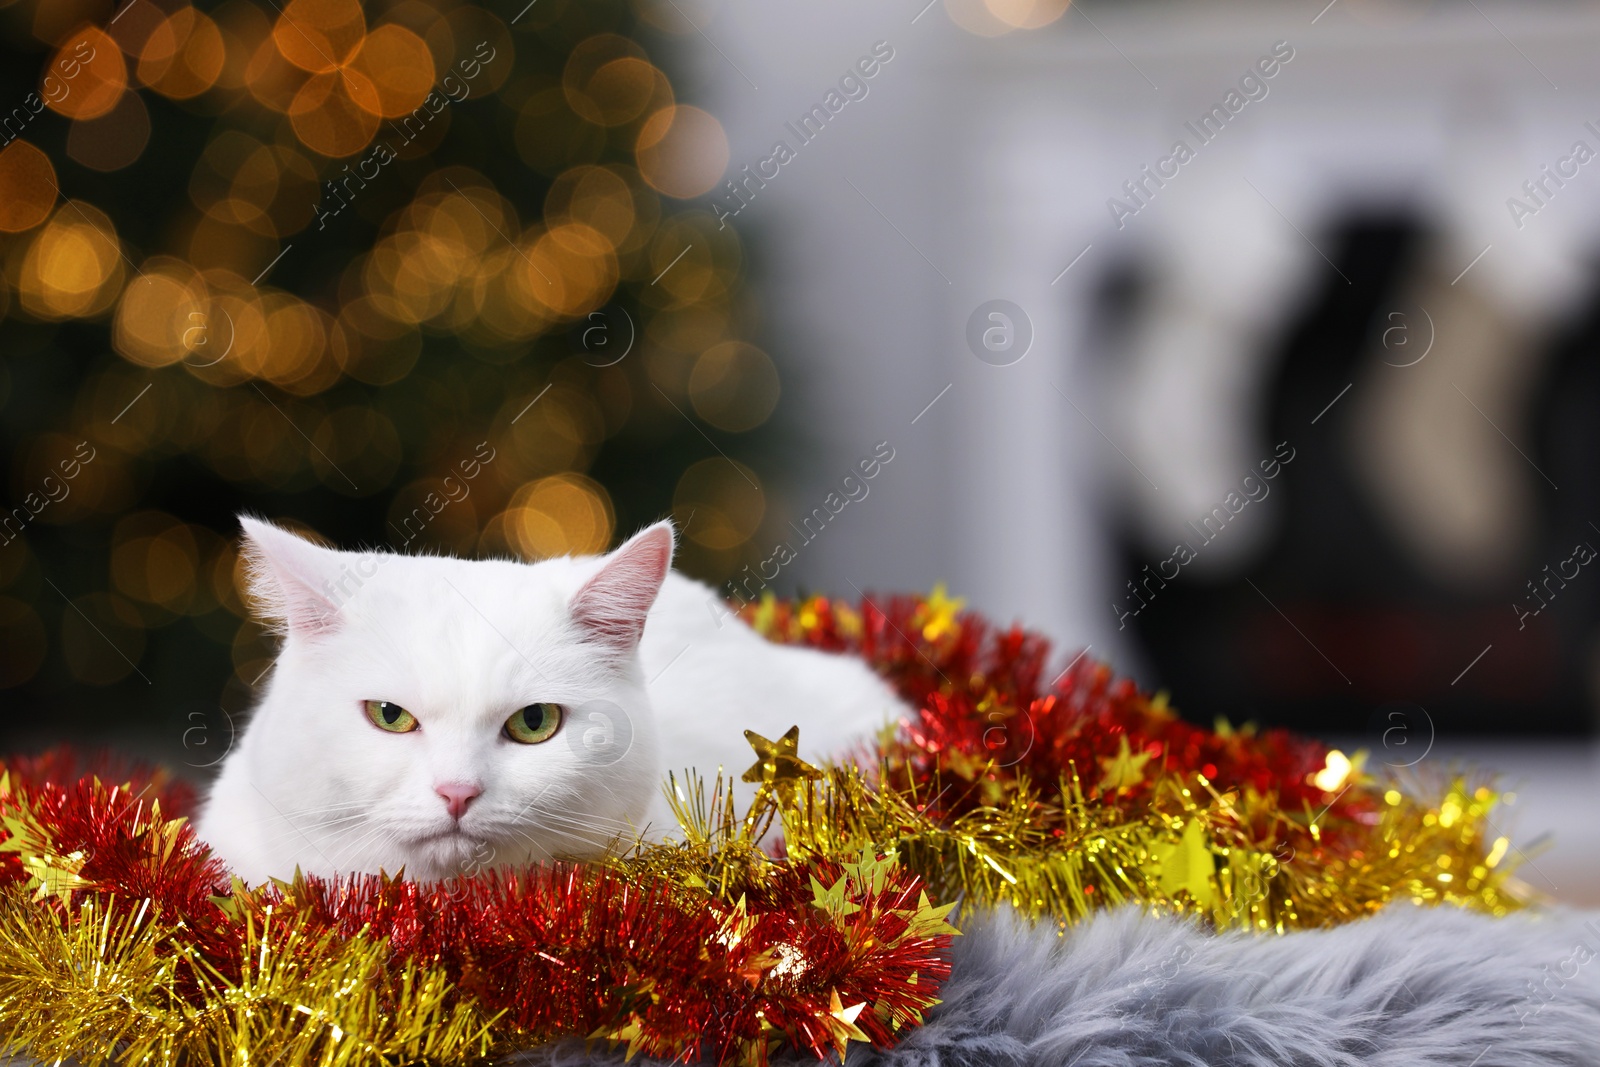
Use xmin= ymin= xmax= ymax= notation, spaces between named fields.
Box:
xmin=196 ymin=516 xmax=908 ymax=884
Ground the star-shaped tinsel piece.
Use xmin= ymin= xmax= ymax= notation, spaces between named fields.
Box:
xmin=823 ymin=988 xmax=871 ymax=1060
xmin=915 ymin=583 xmax=965 ymax=642
xmin=1152 ymin=818 xmax=1216 ymax=908
xmin=1097 ymin=735 xmax=1154 ymax=793
xmin=741 ymin=727 xmax=823 ymax=801
xmin=810 ymin=872 xmax=864 ymax=922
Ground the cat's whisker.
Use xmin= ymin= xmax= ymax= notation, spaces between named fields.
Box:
xmin=278 ymin=798 xmax=371 ymax=814
xmin=335 ymin=818 xmax=409 ymax=862
xmin=257 ymin=807 xmax=372 ymax=842
xmin=509 ymin=805 xmax=646 ymax=847
xmin=254 ymin=812 xmax=375 ymax=842
xmin=253 ymin=811 xmax=391 ymax=866
xmin=294 ymin=810 xmax=374 ymax=831
xmin=509 ymin=801 xmax=641 ymax=837
xmin=538 ymin=811 xmax=643 ymax=838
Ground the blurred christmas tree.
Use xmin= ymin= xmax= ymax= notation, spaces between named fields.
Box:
xmin=0 ymin=0 xmax=782 ymax=759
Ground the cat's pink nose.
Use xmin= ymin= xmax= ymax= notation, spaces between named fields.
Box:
xmin=434 ymin=781 xmax=482 ymax=821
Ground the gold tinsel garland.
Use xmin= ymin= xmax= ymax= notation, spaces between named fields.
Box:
xmin=724 ymin=591 xmax=1531 ymax=932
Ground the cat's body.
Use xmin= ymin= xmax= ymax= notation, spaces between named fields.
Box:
xmin=197 ymin=518 xmax=906 ymax=884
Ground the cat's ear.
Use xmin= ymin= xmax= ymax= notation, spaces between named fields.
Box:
xmin=569 ymin=520 xmax=674 ymax=654
xmin=237 ymin=515 xmax=345 ymax=639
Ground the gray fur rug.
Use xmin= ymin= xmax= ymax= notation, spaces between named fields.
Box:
xmin=511 ymin=904 xmax=1600 ymax=1067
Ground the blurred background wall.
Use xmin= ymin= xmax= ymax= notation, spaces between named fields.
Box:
xmin=691 ymin=0 xmax=1600 ymax=738
xmin=2 ymin=0 xmax=1598 ymax=897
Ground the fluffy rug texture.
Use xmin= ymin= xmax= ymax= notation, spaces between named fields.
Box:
xmin=512 ymin=904 xmax=1600 ymax=1067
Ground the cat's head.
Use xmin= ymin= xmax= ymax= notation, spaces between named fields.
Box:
xmin=224 ymin=515 xmax=673 ymax=882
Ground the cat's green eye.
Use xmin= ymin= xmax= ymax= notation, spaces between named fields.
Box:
xmin=505 ymin=703 xmax=563 ymax=744
xmin=364 ymin=700 xmax=418 ymax=733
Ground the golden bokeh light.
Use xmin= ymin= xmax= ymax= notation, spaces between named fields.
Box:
xmin=185 ymin=289 xmax=337 ymax=394
xmin=102 ymin=0 xmax=166 ymax=57
xmin=113 ymin=261 xmax=209 ymax=368
xmin=19 ymin=203 xmax=126 ymax=320
xmin=273 ymin=0 xmax=366 ymax=73
xmin=590 ymin=58 xmax=669 ymax=126
xmin=983 ymin=0 xmax=1072 ymax=29
xmin=182 ymin=290 xmax=266 ymax=388
xmin=191 ymin=134 xmax=319 ymax=238
xmin=465 ymin=246 xmax=553 ymax=341
xmin=191 ymin=128 xmax=260 ymax=198
xmin=367 ymin=230 xmax=466 ymax=325
xmin=332 ymin=295 xmax=423 ymax=384
xmin=346 ymin=24 xmax=435 ymax=117
xmin=506 ymin=383 xmax=605 ymax=478
xmin=65 ymin=92 xmax=151 ymax=172
xmin=184 ymin=212 xmax=278 ymax=276
xmin=244 ymin=28 xmax=305 ymax=112
xmin=45 ymin=28 xmax=126 ymax=120
xmin=521 ymin=221 xmax=620 ymax=319
xmin=422 ymin=187 xmax=502 ymax=256
xmin=211 ymin=1 xmax=273 ymax=94
xmin=635 ymin=105 xmax=729 ymax=198
xmin=643 ymin=215 xmax=741 ymax=307
xmin=689 ymin=341 xmax=780 ymax=432
xmin=257 ymin=295 xmax=331 ymax=387
xmin=138 ymin=7 xmax=226 ymax=99
xmin=239 ymin=145 xmax=319 ymax=236
xmin=290 ymin=68 xmax=382 ymax=157
xmin=673 ymin=457 xmax=764 ymax=550
xmin=111 ymin=511 xmax=201 ymax=614
xmin=563 ymin=35 xmax=666 ymax=127
xmin=0 ymin=141 xmax=58 ymax=233
xmin=218 ymin=143 xmax=286 ymax=233
xmin=501 ymin=473 xmax=615 ymax=559
xmin=545 ymin=165 xmax=639 ymax=251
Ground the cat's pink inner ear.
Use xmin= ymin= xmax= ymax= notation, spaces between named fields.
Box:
xmin=238 ymin=516 xmax=345 ymax=639
xmin=570 ymin=521 xmax=674 ymax=653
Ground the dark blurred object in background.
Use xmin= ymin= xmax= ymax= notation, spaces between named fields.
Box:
xmin=1119 ymin=213 xmax=1600 ymax=737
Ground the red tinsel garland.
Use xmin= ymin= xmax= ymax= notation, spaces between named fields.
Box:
xmin=745 ymin=591 xmax=1353 ymax=811
xmin=0 ymin=766 xmax=952 ymax=1064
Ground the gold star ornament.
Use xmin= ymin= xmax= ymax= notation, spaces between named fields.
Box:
xmin=741 ymin=726 xmax=823 ymax=790
xmin=916 ymin=582 xmax=965 ymax=642
xmin=1151 ymin=817 xmax=1217 ymax=907
xmin=1096 ymin=735 xmax=1154 ymax=793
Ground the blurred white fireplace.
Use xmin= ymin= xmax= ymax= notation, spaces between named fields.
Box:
xmin=686 ymin=0 xmax=1600 ymax=665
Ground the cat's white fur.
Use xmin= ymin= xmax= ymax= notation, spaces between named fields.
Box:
xmin=196 ymin=516 xmax=907 ymax=884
